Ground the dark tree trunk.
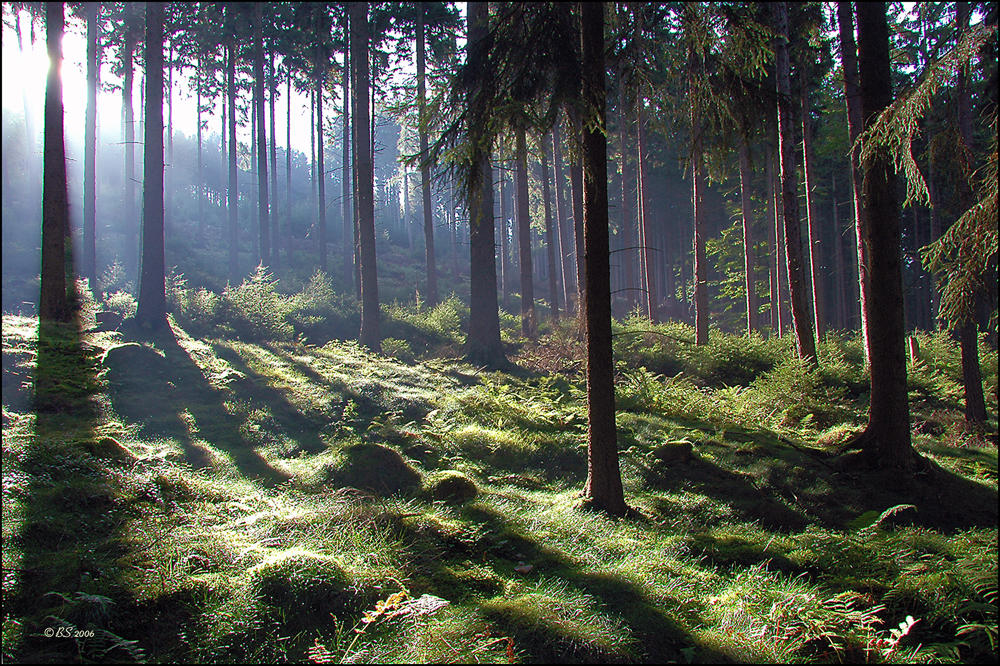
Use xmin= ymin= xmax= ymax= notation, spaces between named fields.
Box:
xmin=766 ymin=154 xmax=779 ymax=333
xmin=954 ymin=1 xmax=987 ymax=426
xmin=316 ymin=72 xmax=327 ymax=272
xmin=166 ymin=41 xmax=173 ymax=232
xmin=499 ymin=161 xmax=510 ymax=310
xmin=552 ymin=126 xmax=574 ymax=313
xmin=83 ymin=1 xmax=98 ymax=290
xmin=579 ymin=2 xmax=627 ymax=517
xmin=465 ymin=2 xmax=503 ymax=366
xmin=268 ymin=50 xmax=278 ymax=267
xmin=40 ymin=1 xmax=69 ymax=323
xmin=417 ymin=6 xmax=438 ymax=307
xmin=286 ymin=66 xmax=293 ymax=263
xmin=837 ymin=1 xmax=872 ymax=362
xmin=832 ymin=175 xmax=847 ymax=330
xmin=196 ymin=54 xmax=203 ymax=240
xmin=254 ymin=2 xmax=270 ymax=267
xmin=853 ymin=1 xmax=919 ymax=469
xmin=227 ymin=38 xmax=238 ymax=282
xmin=541 ymin=132 xmax=560 ymax=320
xmin=691 ymin=104 xmax=707 ymax=344
xmin=351 ymin=2 xmax=379 ymax=352
xmin=569 ymin=112 xmax=586 ymax=328
xmin=135 ymin=1 xmax=166 ymax=330
xmin=801 ymin=85 xmax=823 ymax=344
xmin=515 ymin=127 xmax=536 ymax=337
xmin=773 ymin=2 xmax=817 ymax=365
xmin=637 ymin=101 xmax=657 ymax=323
xmin=619 ymin=79 xmax=636 ymax=314
xmin=738 ymin=141 xmax=755 ymax=335
xmin=342 ymin=10 xmax=352 ymax=287
xmin=123 ymin=19 xmax=137 ymax=277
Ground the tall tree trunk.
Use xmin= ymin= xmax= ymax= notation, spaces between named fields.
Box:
xmin=541 ymin=132 xmax=560 ymax=321
xmin=801 ymin=85 xmax=823 ymax=344
xmin=619 ymin=79 xmax=636 ymax=313
xmin=954 ymin=1 xmax=987 ymax=426
xmin=637 ymin=100 xmax=657 ymax=324
xmin=690 ymin=100 xmax=708 ymax=344
xmin=136 ymin=1 xmax=166 ymax=330
xmin=166 ymin=40 xmax=173 ymax=232
xmin=837 ymin=1 xmax=872 ymax=362
xmin=316 ymin=72 xmax=327 ymax=272
xmin=579 ymin=2 xmax=627 ymax=517
xmin=123 ymin=22 xmax=137 ymax=278
xmin=16 ymin=11 xmax=37 ymax=167
xmin=196 ymin=54 xmax=203 ymax=240
xmin=773 ymin=2 xmax=817 ymax=365
xmin=515 ymin=126 xmax=536 ymax=337
xmin=342 ymin=10 xmax=352 ymax=286
xmin=83 ymin=1 xmax=99 ymax=290
xmin=351 ymin=2 xmax=379 ymax=351
xmin=417 ymin=6 xmax=438 ymax=307
xmin=254 ymin=2 xmax=270 ymax=267
xmin=738 ymin=141 xmax=755 ymax=335
xmin=40 ymin=1 xmax=69 ymax=323
xmin=766 ymin=153 xmax=780 ymax=334
xmin=552 ymin=126 xmax=574 ymax=313
xmin=268 ymin=50 xmax=278 ymax=268
xmin=852 ymin=1 xmax=918 ymax=469
xmin=499 ymin=161 xmax=510 ymax=309
xmin=569 ymin=112 xmax=586 ymax=328
xmin=286 ymin=65 xmax=293 ymax=263
xmin=227 ymin=39 xmax=238 ymax=282
xmin=465 ymin=1 xmax=503 ymax=366
xmin=832 ymin=175 xmax=847 ymax=330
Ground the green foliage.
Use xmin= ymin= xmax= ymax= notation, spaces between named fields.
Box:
xmin=285 ymin=270 xmax=359 ymax=343
xmin=102 ymin=291 xmax=137 ymax=321
xmin=220 ymin=266 xmax=294 ymax=342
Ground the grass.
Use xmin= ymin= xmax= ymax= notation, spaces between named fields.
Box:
xmin=2 ymin=310 xmax=996 ymax=664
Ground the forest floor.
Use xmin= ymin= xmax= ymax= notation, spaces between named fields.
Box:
xmin=2 ymin=308 xmax=997 ymax=664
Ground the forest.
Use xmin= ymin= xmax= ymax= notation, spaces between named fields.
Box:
xmin=1 ymin=1 xmax=997 ymax=663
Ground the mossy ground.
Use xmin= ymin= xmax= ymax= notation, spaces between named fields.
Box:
xmin=2 ymin=311 xmax=996 ymax=663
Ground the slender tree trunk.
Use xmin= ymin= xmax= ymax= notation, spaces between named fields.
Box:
xmin=166 ymin=40 xmax=173 ymax=232
xmin=569 ymin=112 xmax=586 ymax=328
xmin=417 ymin=6 xmax=438 ymax=307
xmin=579 ymin=2 xmax=626 ymax=517
xmin=499 ymin=161 xmax=510 ymax=309
xmin=515 ymin=126 xmax=536 ymax=337
xmin=541 ymin=133 xmax=560 ymax=321
xmin=342 ymin=11 xmax=352 ymax=286
xmin=196 ymin=54 xmax=203 ymax=240
xmin=691 ymin=107 xmax=708 ymax=344
xmin=16 ymin=12 xmax=37 ymax=166
xmin=738 ymin=141 xmax=756 ymax=335
xmin=552 ymin=126 xmax=574 ymax=313
xmin=801 ymin=85 xmax=823 ymax=344
xmin=286 ymin=65 xmax=293 ymax=264
xmin=850 ymin=1 xmax=919 ymax=469
xmin=465 ymin=1 xmax=503 ymax=366
xmin=316 ymin=72 xmax=327 ymax=272
xmin=773 ymin=2 xmax=817 ymax=365
xmin=40 ymin=1 xmax=69 ymax=323
xmin=837 ymin=1 xmax=872 ymax=363
xmin=619 ymin=79 xmax=636 ymax=314
xmin=83 ymin=1 xmax=99 ymax=290
xmin=268 ymin=50 xmax=278 ymax=268
xmin=227 ymin=39 xmax=238 ymax=282
xmin=954 ymin=1 xmax=987 ymax=426
xmin=832 ymin=175 xmax=847 ymax=330
xmin=136 ymin=1 xmax=166 ymax=330
xmin=637 ymin=101 xmax=657 ymax=323
xmin=123 ymin=25 xmax=137 ymax=278
xmin=254 ymin=3 xmax=270 ymax=267
xmin=351 ymin=2 xmax=379 ymax=351
xmin=766 ymin=154 xmax=780 ymax=333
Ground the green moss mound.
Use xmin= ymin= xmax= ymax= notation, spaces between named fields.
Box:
xmin=248 ymin=549 xmax=362 ymax=619
xmin=425 ymin=470 xmax=478 ymax=503
xmin=327 ymin=443 xmax=422 ymax=496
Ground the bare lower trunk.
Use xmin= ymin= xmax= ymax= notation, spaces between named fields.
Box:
xmin=41 ymin=1 xmax=69 ymax=323
xmin=637 ymin=101 xmax=657 ymax=323
xmin=515 ymin=127 xmax=535 ymax=337
xmin=552 ymin=127 xmax=574 ymax=312
xmin=417 ymin=7 xmax=437 ymax=306
xmin=342 ymin=14 xmax=352 ymax=286
xmin=541 ymin=133 xmax=560 ymax=320
xmin=802 ymin=86 xmax=823 ymax=344
xmin=83 ymin=2 xmax=99 ymax=290
xmin=316 ymin=73 xmax=327 ymax=272
xmin=738 ymin=141 xmax=755 ymax=335
xmin=227 ymin=39 xmax=238 ymax=282
xmin=254 ymin=3 xmax=270 ymax=267
xmin=268 ymin=51 xmax=278 ymax=267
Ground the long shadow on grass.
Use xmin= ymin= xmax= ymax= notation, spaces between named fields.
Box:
xmin=7 ymin=318 xmax=137 ymax=662
xmin=107 ymin=325 xmax=288 ymax=485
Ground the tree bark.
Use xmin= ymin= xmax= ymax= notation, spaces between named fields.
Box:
xmin=801 ymin=85 xmax=823 ymax=344
xmin=196 ymin=54 xmax=203 ymax=240
xmin=637 ymin=100 xmax=657 ymax=323
xmin=465 ymin=2 xmax=504 ymax=366
xmin=766 ymin=153 xmax=780 ymax=334
xmin=417 ymin=6 xmax=438 ymax=307
xmin=286 ymin=65 xmax=292 ymax=262
xmin=268 ymin=50 xmax=278 ymax=267
xmin=853 ymin=1 xmax=918 ymax=469
xmin=773 ymin=2 xmax=817 ymax=365
xmin=837 ymin=1 xmax=872 ymax=363
xmin=738 ymin=141 xmax=756 ymax=335
xmin=227 ymin=38 xmax=238 ymax=282
xmin=515 ymin=126 xmax=536 ymax=337
xmin=40 ymin=0 xmax=69 ymax=323
xmin=579 ymin=2 xmax=627 ymax=517
xmin=254 ymin=2 xmax=270 ymax=267
xmin=316 ymin=72 xmax=327 ymax=272
xmin=342 ymin=10 xmax=352 ymax=286
xmin=691 ymin=105 xmax=707 ymax=344
xmin=552 ymin=126 xmax=574 ymax=313
xmin=136 ymin=1 xmax=166 ymax=330
xmin=499 ymin=160 xmax=510 ymax=310
xmin=619 ymin=77 xmax=636 ymax=314
xmin=569 ymin=112 xmax=586 ymax=328
xmin=351 ymin=2 xmax=379 ymax=352
xmin=123 ymin=15 xmax=137 ymax=278
xmin=541 ymin=132 xmax=560 ymax=321
xmin=83 ymin=1 xmax=99 ymax=290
